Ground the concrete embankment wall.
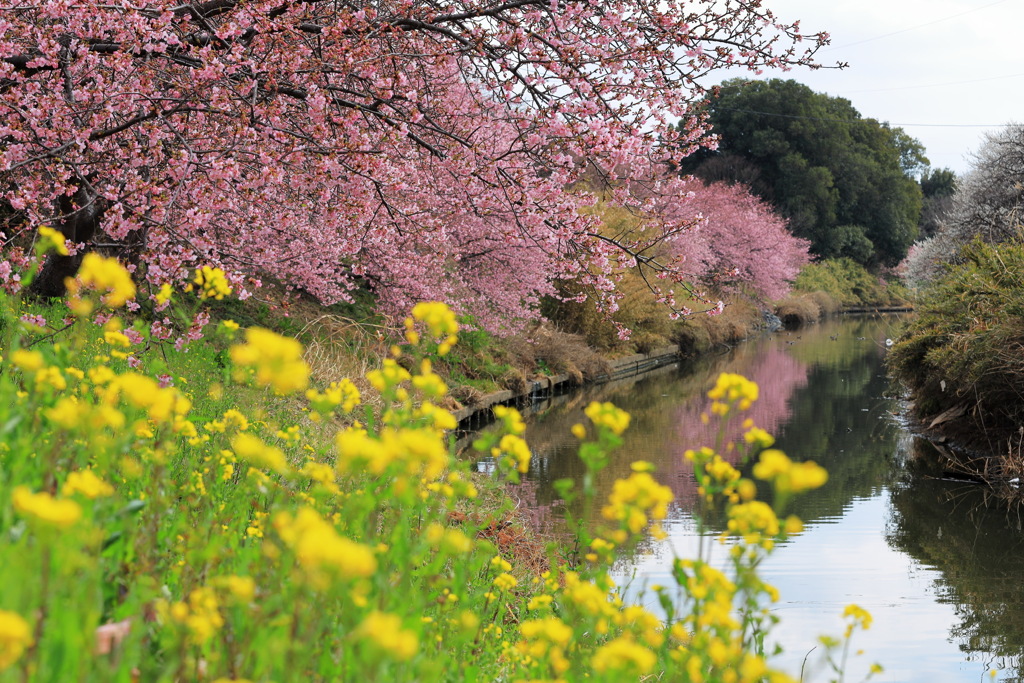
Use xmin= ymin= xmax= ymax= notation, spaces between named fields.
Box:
xmin=454 ymin=345 xmax=681 ymax=431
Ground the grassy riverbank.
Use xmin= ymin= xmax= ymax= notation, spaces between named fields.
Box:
xmin=0 ymin=252 xmax=878 ymax=682
xmin=888 ymin=239 xmax=1024 ymax=487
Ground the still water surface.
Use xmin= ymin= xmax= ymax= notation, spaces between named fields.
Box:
xmin=495 ymin=315 xmax=1024 ymax=682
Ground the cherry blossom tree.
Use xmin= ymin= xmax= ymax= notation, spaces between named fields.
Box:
xmin=677 ymin=180 xmax=811 ymax=300
xmin=0 ymin=0 xmax=830 ymax=329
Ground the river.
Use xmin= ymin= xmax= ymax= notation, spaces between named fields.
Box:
xmin=480 ymin=315 xmax=1024 ymax=682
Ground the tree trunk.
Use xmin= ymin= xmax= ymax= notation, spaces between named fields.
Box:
xmin=29 ymin=181 xmax=105 ymax=298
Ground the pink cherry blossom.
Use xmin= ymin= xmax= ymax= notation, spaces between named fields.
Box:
xmin=0 ymin=0 xmax=829 ymax=330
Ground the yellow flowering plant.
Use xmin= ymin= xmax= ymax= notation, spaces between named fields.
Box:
xmin=0 ymin=262 xmax=878 ymax=683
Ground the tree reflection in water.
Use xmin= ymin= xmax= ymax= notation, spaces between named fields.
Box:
xmin=478 ymin=314 xmax=1024 ymax=681
xmin=887 ymin=438 xmax=1024 ymax=681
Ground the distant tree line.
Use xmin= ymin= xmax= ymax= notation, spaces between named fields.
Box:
xmin=677 ymin=79 xmax=948 ymax=269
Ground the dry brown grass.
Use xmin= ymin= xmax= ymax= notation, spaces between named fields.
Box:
xmin=507 ymin=322 xmax=612 ymax=383
xmin=672 ymin=295 xmax=760 ymax=355
xmin=773 ymin=294 xmax=824 ymax=328
xmin=300 ymin=314 xmax=397 ymax=411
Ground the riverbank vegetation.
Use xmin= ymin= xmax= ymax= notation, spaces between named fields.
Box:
xmin=0 ymin=249 xmax=879 ymax=681
xmin=890 ymin=123 xmax=1024 ymax=487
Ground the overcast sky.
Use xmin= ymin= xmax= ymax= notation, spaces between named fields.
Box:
xmin=715 ymin=0 xmax=1024 ymax=176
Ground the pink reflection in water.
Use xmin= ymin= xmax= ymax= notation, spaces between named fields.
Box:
xmin=659 ymin=346 xmax=810 ymax=509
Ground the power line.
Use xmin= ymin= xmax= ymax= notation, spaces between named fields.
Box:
xmin=712 ymin=105 xmax=1007 ymax=129
xmin=822 ymin=0 xmax=1014 ymax=51
xmin=841 ymin=71 xmax=1024 ymax=94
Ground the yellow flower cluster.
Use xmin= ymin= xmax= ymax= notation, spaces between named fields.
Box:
xmin=591 ymin=636 xmax=656 ymax=675
xmin=10 ymin=350 xmax=73 ymax=393
xmin=211 ymin=575 xmax=256 ymax=603
xmin=62 ymin=469 xmax=114 ymax=499
xmin=560 ymin=572 xmax=619 ymax=622
xmin=752 ymin=449 xmax=828 ymax=494
xmin=230 ymin=327 xmax=309 ymax=395
xmin=584 ymin=401 xmax=631 ymax=436
xmin=335 ymin=427 xmax=448 ymax=482
xmin=516 ymin=617 xmax=572 ymax=674
xmin=356 ymin=611 xmax=418 ymax=660
xmin=103 ymin=372 xmax=192 ymax=424
xmin=493 ymin=572 xmax=518 ymax=591
xmin=167 ymin=586 xmax=224 ymax=645
xmin=306 ymin=379 xmax=361 ymax=415
xmin=726 ymin=501 xmax=780 ymax=549
xmin=12 ymin=486 xmax=82 ymax=527
xmin=616 ymin=605 xmax=664 ymax=647
xmin=425 ymin=523 xmax=473 ymax=554
xmin=412 ymin=301 xmax=458 ymax=336
xmin=272 ymin=507 xmax=377 ymax=585
xmin=707 ymin=372 xmax=759 ymax=415
xmin=493 ymin=405 xmax=526 ymax=435
xmin=65 ymin=253 xmax=136 ymax=312
xmin=601 ymin=471 xmax=673 ymax=534
xmin=843 ymin=603 xmax=873 ymax=637
xmin=154 ymin=282 xmax=173 ymax=305
xmin=743 ymin=424 xmax=775 ymax=449
xmin=232 ymin=433 xmax=289 ymax=474
xmin=0 ymin=610 xmax=32 ymax=670
xmin=36 ymin=225 xmax=69 ymax=256
xmin=192 ymin=266 xmax=232 ymax=300
xmin=493 ymin=434 xmax=531 ymax=474
xmin=366 ymin=358 xmax=411 ymax=394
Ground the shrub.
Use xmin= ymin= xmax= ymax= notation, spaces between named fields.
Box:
xmin=793 ymin=258 xmax=895 ymax=307
xmin=889 ymin=238 xmax=1024 ymax=449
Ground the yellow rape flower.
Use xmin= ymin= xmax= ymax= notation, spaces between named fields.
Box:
xmin=494 ymin=434 xmax=531 ymax=474
xmin=10 ymin=349 xmax=44 ymax=373
xmin=843 ymin=603 xmax=873 ymax=634
xmin=493 ymin=573 xmax=518 ymax=591
xmin=752 ymin=449 xmax=828 ymax=494
xmin=33 ymin=366 xmax=66 ymax=391
xmin=306 ymin=378 xmax=361 ymax=414
xmin=154 ymin=282 xmax=173 ymax=305
xmin=273 ymin=507 xmax=377 ymax=582
xmin=104 ymin=330 xmax=131 ymax=347
xmin=232 ymin=433 xmax=289 ymax=474
xmin=601 ymin=472 xmax=673 ymax=534
xmin=168 ymin=586 xmax=223 ymax=644
xmin=230 ymin=327 xmax=309 ymax=395
xmin=63 ymin=469 xmax=115 ymax=499
xmin=356 ymin=612 xmax=418 ymax=661
xmin=493 ymin=405 xmax=526 ymax=435
xmin=222 ymin=408 xmax=249 ymax=430
xmin=37 ymin=225 xmax=69 ymax=255
xmin=0 ymin=610 xmax=32 ymax=670
xmin=45 ymin=396 xmax=82 ymax=429
xmin=366 ymin=358 xmax=411 ymax=393
xmin=412 ymin=366 xmax=447 ymax=399
xmin=743 ymin=426 xmax=775 ymax=449
xmin=708 ymin=372 xmax=759 ymax=413
xmin=66 ymin=253 xmax=136 ymax=309
xmin=212 ymin=575 xmax=256 ymax=603
xmin=727 ymin=501 xmax=780 ymax=548
xmin=193 ymin=266 xmax=232 ymax=300
xmin=12 ymin=486 xmax=81 ymax=527
xmin=411 ymin=301 xmax=459 ymax=338
xmin=584 ymin=401 xmax=631 ymax=436
xmin=591 ymin=636 xmax=656 ymax=675
xmin=103 ymin=373 xmax=191 ymax=424
xmin=518 ymin=616 xmax=573 ymax=654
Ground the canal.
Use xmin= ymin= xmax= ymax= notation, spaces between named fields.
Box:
xmin=484 ymin=315 xmax=1024 ymax=682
